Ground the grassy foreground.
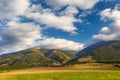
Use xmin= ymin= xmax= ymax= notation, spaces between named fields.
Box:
xmin=1 ymin=72 xmax=120 ymax=80
xmin=0 ymin=63 xmax=120 ymax=80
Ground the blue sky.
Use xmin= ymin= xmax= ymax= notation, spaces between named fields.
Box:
xmin=0 ymin=0 xmax=120 ymax=54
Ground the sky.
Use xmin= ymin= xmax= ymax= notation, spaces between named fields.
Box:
xmin=0 ymin=0 xmax=120 ymax=54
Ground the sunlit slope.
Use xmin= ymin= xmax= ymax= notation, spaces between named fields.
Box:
xmin=0 ymin=48 xmax=75 ymax=67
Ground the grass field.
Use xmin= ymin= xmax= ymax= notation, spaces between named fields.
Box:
xmin=0 ymin=66 xmax=30 ymax=72
xmin=0 ymin=63 xmax=120 ymax=80
xmin=1 ymin=72 xmax=120 ymax=80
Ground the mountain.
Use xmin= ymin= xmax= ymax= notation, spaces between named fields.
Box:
xmin=2 ymin=41 xmax=120 ymax=67
xmin=70 ymin=41 xmax=120 ymax=63
xmin=0 ymin=48 xmax=75 ymax=67
xmin=76 ymin=41 xmax=117 ymax=57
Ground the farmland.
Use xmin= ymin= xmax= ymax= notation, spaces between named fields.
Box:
xmin=0 ymin=63 xmax=120 ymax=80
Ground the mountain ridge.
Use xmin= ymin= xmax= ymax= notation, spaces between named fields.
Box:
xmin=70 ymin=40 xmax=120 ymax=63
xmin=0 ymin=48 xmax=75 ymax=67
xmin=1 ymin=40 xmax=120 ymax=67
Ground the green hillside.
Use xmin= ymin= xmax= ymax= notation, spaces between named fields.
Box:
xmin=73 ymin=41 xmax=120 ymax=63
xmin=0 ymin=48 xmax=75 ymax=67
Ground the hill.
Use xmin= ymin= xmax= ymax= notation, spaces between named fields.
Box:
xmin=0 ymin=48 xmax=75 ymax=67
xmin=70 ymin=41 xmax=120 ymax=63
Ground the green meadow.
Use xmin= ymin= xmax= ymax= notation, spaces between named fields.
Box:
xmin=0 ymin=63 xmax=120 ymax=80
xmin=1 ymin=72 xmax=120 ymax=80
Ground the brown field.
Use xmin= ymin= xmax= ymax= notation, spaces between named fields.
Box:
xmin=0 ymin=63 xmax=120 ymax=75
xmin=0 ymin=63 xmax=120 ymax=80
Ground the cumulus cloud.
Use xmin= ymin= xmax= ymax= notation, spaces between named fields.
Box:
xmin=25 ymin=0 xmax=99 ymax=34
xmin=93 ymin=8 xmax=120 ymax=41
xmin=39 ymin=38 xmax=85 ymax=52
xmin=0 ymin=0 xmax=30 ymax=19
xmin=60 ymin=6 xmax=79 ymax=16
xmin=0 ymin=0 xmax=87 ymax=54
xmin=0 ymin=21 xmax=42 ymax=54
xmin=0 ymin=20 xmax=84 ymax=54
xmin=26 ymin=5 xmax=78 ymax=34
xmin=46 ymin=0 xmax=99 ymax=10
xmin=100 ymin=8 xmax=120 ymax=21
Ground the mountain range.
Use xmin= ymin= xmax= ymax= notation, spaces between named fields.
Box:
xmin=0 ymin=40 xmax=120 ymax=67
xmin=0 ymin=48 xmax=75 ymax=67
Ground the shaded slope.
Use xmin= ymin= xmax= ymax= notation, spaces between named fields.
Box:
xmin=76 ymin=41 xmax=117 ymax=57
xmin=71 ymin=41 xmax=120 ymax=63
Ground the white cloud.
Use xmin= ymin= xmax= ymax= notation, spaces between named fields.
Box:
xmin=39 ymin=38 xmax=85 ymax=52
xmin=0 ymin=21 xmax=42 ymax=54
xmin=0 ymin=20 xmax=85 ymax=54
xmin=26 ymin=5 xmax=78 ymax=34
xmin=24 ymin=0 xmax=99 ymax=34
xmin=60 ymin=6 xmax=79 ymax=16
xmin=93 ymin=8 xmax=120 ymax=41
xmin=0 ymin=0 xmax=30 ymax=20
xmin=46 ymin=0 xmax=99 ymax=10
xmin=0 ymin=0 xmax=86 ymax=54
xmin=100 ymin=27 xmax=110 ymax=34
xmin=100 ymin=8 xmax=120 ymax=21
